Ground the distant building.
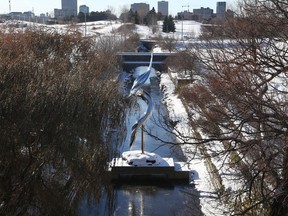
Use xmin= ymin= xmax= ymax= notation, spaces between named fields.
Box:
xmin=9 ymin=12 xmax=22 ymax=19
xmin=54 ymin=0 xmax=77 ymax=18
xmin=39 ymin=13 xmax=49 ymax=23
xmin=193 ymin=7 xmax=213 ymax=21
xmin=177 ymin=10 xmax=194 ymax=20
xmin=54 ymin=9 xmax=64 ymax=18
xmin=216 ymin=2 xmax=226 ymax=19
xmin=131 ymin=3 xmax=150 ymax=15
xmin=9 ymin=11 xmax=35 ymax=20
xmin=62 ymin=0 xmax=77 ymax=17
xmin=23 ymin=11 xmax=34 ymax=19
xmin=158 ymin=1 xmax=168 ymax=16
xmin=79 ymin=5 xmax=89 ymax=14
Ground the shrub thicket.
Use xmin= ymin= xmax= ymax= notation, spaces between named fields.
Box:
xmin=0 ymin=28 xmax=126 ymax=214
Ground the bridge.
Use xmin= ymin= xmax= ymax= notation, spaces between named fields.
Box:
xmin=117 ymin=52 xmax=175 ymax=72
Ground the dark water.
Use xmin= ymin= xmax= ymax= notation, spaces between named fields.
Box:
xmin=78 ymin=69 xmax=203 ymax=216
xmin=79 ymin=183 xmax=202 ymax=216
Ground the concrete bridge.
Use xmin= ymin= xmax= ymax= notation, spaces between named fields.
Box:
xmin=117 ymin=52 xmax=175 ymax=72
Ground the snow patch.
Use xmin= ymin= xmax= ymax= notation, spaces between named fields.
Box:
xmin=122 ymin=150 xmax=169 ymax=166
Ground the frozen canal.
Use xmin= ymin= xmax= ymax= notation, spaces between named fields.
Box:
xmin=79 ymin=68 xmax=203 ymax=216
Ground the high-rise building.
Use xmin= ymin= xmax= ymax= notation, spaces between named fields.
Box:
xmin=62 ymin=0 xmax=77 ymax=17
xmin=216 ymin=2 xmax=226 ymax=19
xmin=79 ymin=5 xmax=89 ymax=14
xmin=131 ymin=3 xmax=150 ymax=15
xmin=158 ymin=1 xmax=168 ymax=16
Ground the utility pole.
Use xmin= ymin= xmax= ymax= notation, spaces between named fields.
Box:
xmin=84 ymin=12 xmax=87 ymax=37
xmin=84 ymin=6 xmax=88 ymax=37
xmin=9 ymin=0 xmax=11 ymax=13
xmin=32 ymin=7 xmax=35 ymax=28
xmin=181 ymin=4 xmax=189 ymax=42
xmin=183 ymin=4 xmax=190 ymax=12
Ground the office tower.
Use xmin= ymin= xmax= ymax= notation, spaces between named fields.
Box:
xmin=216 ymin=2 xmax=226 ymax=19
xmin=158 ymin=1 xmax=168 ymax=16
xmin=62 ymin=0 xmax=77 ymax=17
xmin=131 ymin=3 xmax=150 ymax=15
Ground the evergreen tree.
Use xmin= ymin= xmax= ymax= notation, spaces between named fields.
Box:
xmin=127 ymin=9 xmax=134 ymax=23
xmin=162 ymin=15 xmax=176 ymax=33
xmin=144 ymin=7 xmax=157 ymax=26
xmin=125 ymin=9 xmax=140 ymax=24
xmin=168 ymin=15 xmax=176 ymax=32
xmin=78 ymin=12 xmax=86 ymax=22
xmin=162 ymin=16 xmax=169 ymax=33
xmin=134 ymin=11 xmax=140 ymax=24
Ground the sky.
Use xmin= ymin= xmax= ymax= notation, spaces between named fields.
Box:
xmin=0 ymin=0 xmax=236 ymax=16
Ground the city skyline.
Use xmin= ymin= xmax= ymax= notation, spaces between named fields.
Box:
xmin=0 ymin=0 xmax=235 ymax=16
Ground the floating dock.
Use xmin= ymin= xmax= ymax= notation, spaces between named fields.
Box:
xmin=108 ymin=157 xmax=191 ymax=183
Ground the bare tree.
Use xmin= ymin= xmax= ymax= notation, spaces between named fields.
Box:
xmin=153 ymin=35 xmax=177 ymax=52
xmin=75 ymin=2 xmax=287 ymax=215
xmin=165 ymin=0 xmax=288 ymax=215
xmin=119 ymin=6 xmax=130 ymax=23
xmin=167 ymin=49 xmax=199 ymax=78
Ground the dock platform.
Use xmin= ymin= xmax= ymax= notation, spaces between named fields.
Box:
xmin=108 ymin=157 xmax=191 ymax=182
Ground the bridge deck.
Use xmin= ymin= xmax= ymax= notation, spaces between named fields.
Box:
xmin=117 ymin=52 xmax=175 ymax=72
xmin=117 ymin=52 xmax=175 ymax=56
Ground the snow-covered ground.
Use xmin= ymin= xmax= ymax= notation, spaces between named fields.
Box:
xmin=0 ymin=19 xmax=202 ymax=41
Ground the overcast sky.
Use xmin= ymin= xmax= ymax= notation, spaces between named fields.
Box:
xmin=0 ymin=0 xmax=236 ymax=16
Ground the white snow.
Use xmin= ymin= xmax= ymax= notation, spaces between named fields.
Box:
xmin=0 ymin=19 xmax=203 ymax=42
xmin=160 ymin=73 xmax=193 ymax=140
xmin=160 ymin=73 xmax=226 ymax=215
xmin=122 ymin=150 xmax=171 ymax=167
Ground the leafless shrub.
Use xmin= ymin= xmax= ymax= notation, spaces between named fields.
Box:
xmin=0 ymin=28 xmax=128 ymax=214
xmin=173 ymin=0 xmax=288 ymax=215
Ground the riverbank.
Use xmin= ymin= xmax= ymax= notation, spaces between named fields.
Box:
xmin=159 ymin=72 xmax=226 ymax=215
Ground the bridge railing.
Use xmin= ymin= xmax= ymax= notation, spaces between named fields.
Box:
xmin=117 ymin=52 xmax=175 ymax=73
